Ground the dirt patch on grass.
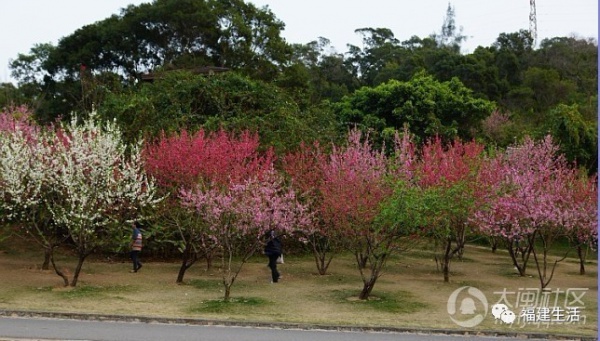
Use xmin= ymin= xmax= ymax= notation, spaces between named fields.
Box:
xmin=0 ymin=237 xmax=596 ymax=337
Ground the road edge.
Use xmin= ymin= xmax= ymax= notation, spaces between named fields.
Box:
xmin=0 ymin=309 xmax=595 ymax=341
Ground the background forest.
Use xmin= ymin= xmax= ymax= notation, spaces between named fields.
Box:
xmin=1 ymin=0 xmax=597 ymax=169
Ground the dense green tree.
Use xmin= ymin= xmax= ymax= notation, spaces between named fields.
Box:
xmin=542 ymin=104 xmax=597 ymax=172
xmin=10 ymin=0 xmax=292 ymax=123
xmin=6 ymin=0 xmax=597 ymax=162
xmin=535 ymin=37 xmax=598 ymax=99
xmin=346 ymin=27 xmax=402 ymax=86
xmin=43 ymin=0 xmax=290 ymax=82
xmin=492 ymin=30 xmax=534 ymax=88
xmin=459 ymin=47 xmax=503 ymax=99
xmin=0 ymin=83 xmax=28 ymax=109
xmin=99 ymin=71 xmax=337 ymax=153
xmin=279 ymin=38 xmax=358 ymax=107
xmin=334 ymin=72 xmax=495 ymax=145
xmin=521 ymin=67 xmax=577 ymax=113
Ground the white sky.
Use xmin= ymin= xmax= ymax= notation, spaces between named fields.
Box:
xmin=1 ymin=0 xmax=597 ymax=84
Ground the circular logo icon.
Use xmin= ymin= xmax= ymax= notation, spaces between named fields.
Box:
xmin=447 ymin=286 xmax=488 ymax=328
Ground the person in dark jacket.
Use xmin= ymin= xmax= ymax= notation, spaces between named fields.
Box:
xmin=263 ymin=230 xmax=282 ymax=283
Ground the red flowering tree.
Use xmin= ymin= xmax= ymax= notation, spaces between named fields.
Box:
xmin=565 ymin=173 xmax=597 ymax=275
xmin=319 ymin=129 xmax=401 ymax=300
xmin=142 ymin=129 xmax=275 ymax=283
xmin=473 ymin=138 xmax=551 ymax=278
xmin=282 ymin=141 xmax=336 ymax=275
xmin=402 ymin=137 xmax=485 ymax=283
xmin=180 ymin=170 xmax=312 ymax=301
xmin=144 ymin=129 xmax=274 ymax=190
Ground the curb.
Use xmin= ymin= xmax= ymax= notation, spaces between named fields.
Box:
xmin=0 ymin=310 xmax=595 ymax=341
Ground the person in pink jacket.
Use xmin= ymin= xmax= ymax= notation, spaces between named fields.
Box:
xmin=130 ymin=222 xmax=143 ymax=273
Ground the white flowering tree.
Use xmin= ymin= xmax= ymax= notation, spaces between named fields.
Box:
xmin=0 ymin=110 xmax=63 ymax=270
xmin=44 ymin=114 xmax=162 ymax=286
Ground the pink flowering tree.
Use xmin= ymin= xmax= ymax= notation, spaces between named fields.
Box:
xmin=0 ymin=105 xmax=39 ymax=137
xmin=472 ymin=138 xmax=551 ymax=278
xmin=319 ymin=129 xmax=404 ymax=300
xmin=472 ymin=136 xmax=582 ymax=288
xmin=143 ymin=129 xmax=275 ymax=282
xmin=180 ymin=170 xmax=312 ymax=301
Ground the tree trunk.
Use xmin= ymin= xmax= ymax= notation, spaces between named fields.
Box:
xmin=507 ymin=243 xmax=526 ymax=276
xmin=358 ymin=277 xmax=376 ymax=300
xmin=176 ymin=244 xmax=197 ymax=283
xmin=577 ymin=245 xmax=586 ymax=275
xmin=505 ymin=237 xmax=532 ymax=277
xmin=443 ymin=261 xmax=450 ymax=282
xmin=176 ymin=259 xmax=189 ymax=284
xmin=443 ymin=237 xmax=452 ymax=283
xmin=356 ymin=251 xmax=386 ymax=300
xmin=532 ymin=232 xmax=567 ymax=290
xmin=205 ymin=253 xmax=213 ymax=271
xmin=50 ymin=253 xmax=68 ymax=287
xmin=456 ymin=229 xmax=466 ymax=261
xmin=70 ymin=254 xmax=87 ymax=287
xmin=358 ymin=254 xmax=368 ymax=269
xmin=223 ymin=285 xmax=231 ymax=302
xmin=313 ymin=248 xmax=333 ymax=276
xmin=489 ymin=236 xmax=498 ymax=253
xmin=42 ymin=246 xmax=51 ymax=270
xmin=311 ymin=234 xmax=333 ymax=275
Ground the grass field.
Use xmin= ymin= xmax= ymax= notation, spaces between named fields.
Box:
xmin=0 ymin=235 xmax=597 ymax=338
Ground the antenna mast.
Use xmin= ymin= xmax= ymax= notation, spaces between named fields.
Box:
xmin=529 ymin=0 xmax=538 ymax=45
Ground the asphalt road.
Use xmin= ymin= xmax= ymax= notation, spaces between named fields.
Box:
xmin=0 ymin=317 xmax=554 ymax=341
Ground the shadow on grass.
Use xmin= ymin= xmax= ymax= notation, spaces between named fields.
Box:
xmin=189 ymin=297 xmax=269 ymax=313
xmin=331 ymin=289 xmax=428 ymax=314
xmin=39 ymin=285 xmax=138 ymax=299
xmin=187 ymin=278 xmax=222 ymax=290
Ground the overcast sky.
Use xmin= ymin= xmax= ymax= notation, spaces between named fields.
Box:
xmin=1 ymin=0 xmax=597 ymax=83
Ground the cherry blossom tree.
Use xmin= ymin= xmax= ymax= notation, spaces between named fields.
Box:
xmin=472 ymin=136 xmax=583 ymax=288
xmin=565 ymin=173 xmax=597 ymax=275
xmin=0 ymin=105 xmax=39 ymax=137
xmin=386 ymin=136 xmax=484 ymax=283
xmin=472 ymin=150 xmax=537 ymax=276
xmin=45 ymin=114 xmax=162 ymax=286
xmin=319 ymin=129 xmax=403 ymax=300
xmin=143 ymin=129 xmax=275 ymax=283
xmin=180 ymin=170 xmax=311 ymax=301
xmin=282 ymin=141 xmax=336 ymax=275
xmin=0 ymin=106 xmax=60 ymax=270
xmin=143 ymin=129 xmax=274 ymax=190
xmin=1 ymin=112 xmax=162 ymax=286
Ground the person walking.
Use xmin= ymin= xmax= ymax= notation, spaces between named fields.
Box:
xmin=130 ymin=222 xmax=143 ymax=273
xmin=264 ymin=230 xmax=282 ymax=283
